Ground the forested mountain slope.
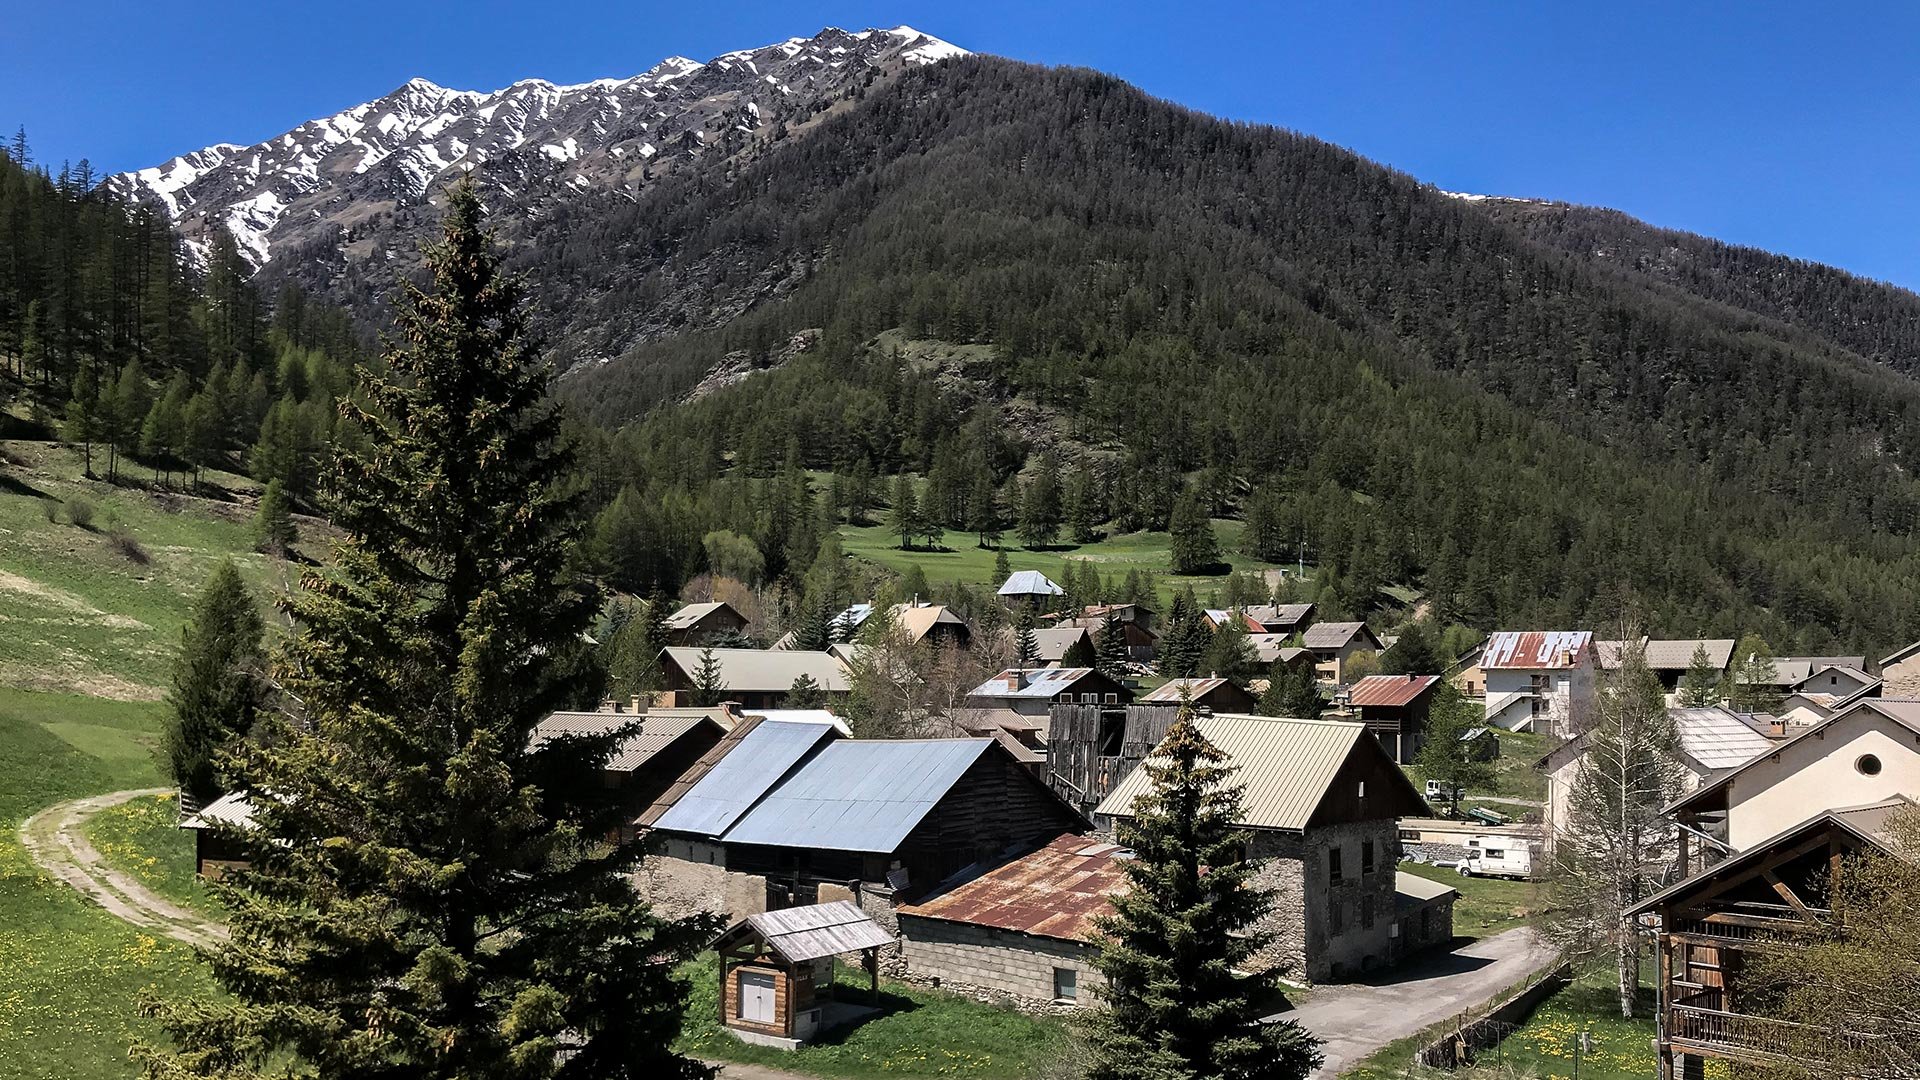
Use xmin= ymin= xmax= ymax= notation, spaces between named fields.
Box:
xmin=544 ymin=58 xmax=1920 ymax=650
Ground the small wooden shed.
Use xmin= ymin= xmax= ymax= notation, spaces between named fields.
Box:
xmin=713 ymin=901 xmax=895 ymax=1049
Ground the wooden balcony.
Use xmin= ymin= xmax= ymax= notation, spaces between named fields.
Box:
xmin=1669 ymin=1005 xmax=1874 ymax=1063
xmin=1669 ymin=909 xmax=1824 ymax=947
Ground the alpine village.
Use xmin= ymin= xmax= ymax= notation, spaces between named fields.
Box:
xmin=2 ymin=15 xmax=1917 ymax=1080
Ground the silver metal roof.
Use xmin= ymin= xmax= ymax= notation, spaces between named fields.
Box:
xmin=998 ymin=570 xmax=1063 ymax=596
xmin=181 ymin=790 xmax=257 ymax=831
xmin=661 ymin=647 xmax=852 ymax=693
xmin=724 ymin=900 xmax=895 ymax=962
xmin=1097 ymin=714 xmax=1369 ymax=832
xmin=1302 ymin=621 xmax=1372 ymax=650
xmin=1669 ymin=707 xmax=1778 ymax=771
xmin=651 ymin=719 xmax=838 ymax=837
xmin=720 ymin=738 xmax=994 ymax=853
xmin=967 ymin=668 xmax=1100 ymax=701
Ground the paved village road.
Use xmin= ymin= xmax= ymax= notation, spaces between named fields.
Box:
xmin=20 ymin=787 xmax=228 ymax=951
xmin=1272 ymin=926 xmax=1561 ymax=1077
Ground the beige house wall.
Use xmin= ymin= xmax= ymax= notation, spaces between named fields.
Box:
xmin=1725 ymin=714 xmax=1920 ymax=849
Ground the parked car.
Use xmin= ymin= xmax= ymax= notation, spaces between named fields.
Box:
xmin=1455 ymin=835 xmax=1538 ymax=880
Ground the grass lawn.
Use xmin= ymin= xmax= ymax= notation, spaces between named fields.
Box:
xmin=1404 ymin=728 xmax=1551 ymax=819
xmin=1453 ymin=969 xmax=1730 ymax=1080
xmin=1400 ymin=861 xmax=1541 ymax=941
xmin=0 ymin=686 xmax=216 ymax=1080
xmin=838 ymin=519 xmax=1294 ymax=607
xmin=0 ymin=439 xmax=321 ymax=699
xmin=678 ymin=954 xmax=1071 ymax=1079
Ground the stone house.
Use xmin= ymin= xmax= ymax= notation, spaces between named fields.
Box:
xmin=896 ymin=833 xmax=1128 ymax=1008
xmin=637 ymin=717 xmax=1084 ymax=941
xmin=1094 ymin=714 xmax=1429 ymax=983
xmin=1480 ymin=630 xmax=1596 ymax=736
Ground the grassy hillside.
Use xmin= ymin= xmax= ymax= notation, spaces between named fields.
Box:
xmin=0 ymin=688 xmax=214 ymax=1080
xmin=0 ymin=440 xmax=322 ymax=699
xmin=838 ymin=518 xmax=1297 ymax=606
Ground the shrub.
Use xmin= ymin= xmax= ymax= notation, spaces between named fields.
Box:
xmin=108 ymin=529 xmax=150 ymax=565
xmin=39 ymin=498 xmax=58 ymax=523
xmin=65 ymin=496 xmax=95 ymax=529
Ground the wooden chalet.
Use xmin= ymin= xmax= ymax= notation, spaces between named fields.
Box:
xmin=1630 ymin=798 xmax=1911 ymax=1078
xmin=1044 ymin=703 xmax=1183 ymax=814
xmin=1139 ymin=676 xmax=1259 ymax=714
xmin=665 ymin=601 xmax=750 ymax=645
xmin=180 ymin=790 xmax=257 ymax=878
xmin=1344 ymin=674 xmax=1440 ymax=764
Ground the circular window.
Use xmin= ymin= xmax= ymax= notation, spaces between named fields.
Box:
xmin=1856 ymin=754 xmax=1883 ymax=776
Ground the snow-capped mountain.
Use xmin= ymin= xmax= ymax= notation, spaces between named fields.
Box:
xmin=107 ymin=26 xmax=966 ymax=271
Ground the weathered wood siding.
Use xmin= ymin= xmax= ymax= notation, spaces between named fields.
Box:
xmin=1045 ymin=704 xmax=1182 ymax=812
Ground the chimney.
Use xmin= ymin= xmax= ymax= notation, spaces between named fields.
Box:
xmin=630 ymin=694 xmax=644 ymax=714
xmin=1008 ymin=670 xmax=1026 ymax=691
xmin=601 ymin=696 xmax=621 ymax=714
xmin=1407 ymin=672 xmax=1416 ymax=682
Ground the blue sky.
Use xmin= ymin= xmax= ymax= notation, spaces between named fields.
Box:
xmin=7 ymin=2 xmax=1919 ymax=289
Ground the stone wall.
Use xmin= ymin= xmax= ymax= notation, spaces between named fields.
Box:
xmin=897 ymin=914 xmax=1101 ymax=1009
xmin=634 ymin=838 xmax=770 ymax=920
xmin=1249 ymin=819 xmax=1402 ymax=983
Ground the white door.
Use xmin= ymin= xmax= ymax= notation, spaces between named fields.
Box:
xmin=738 ymin=970 xmax=776 ymax=1024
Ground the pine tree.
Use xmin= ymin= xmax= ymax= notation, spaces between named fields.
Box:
xmin=1066 ymin=470 xmax=1099 ymax=544
xmin=64 ymin=363 xmax=101 ymax=476
xmin=251 ymin=479 xmax=297 ymax=554
xmin=1258 ymin=661 xmax=1327 ymax=719
xmin=692 ymin=646 xmax=729 ymax=707
xmin=967 ymin=467 xmax=1001 ymax=548
xmin=1013 ymin=605 xmax=1039 ymax=667
xmin=139 ymin=181 xmax=715 ymax=1080
xmin=786 ymin=673 xmax=825 ymax=708
xmin=105 ymin=360 xmax=150 ymax=482
xmin=1095 ymin=612 xmax=1129 ymax=675
xmin=1159 ymin=590 xmax=1210 ymax=678
xmin=1086 ymin=704 xmax=1321 ymax=1080
xmin=993 ymin=547 xmax=1011 ymax=585
xmin=1676 ymin=642 xmax=1721 ymax=707
xmin=1729 ymin=633 xmax=1780 ymax=712
xmin=1378 ymin=622 xmax=1439 ymax=676
xmin=1168 ymin=489 xmax=1221 ymax=574
xmin=1018 ymin=455 xmax=1062 ymax=549
xmin=1411 ymin=682 xmax=1492 ymax=808
xmin=161 ymin=559 xmax=264 ymax=807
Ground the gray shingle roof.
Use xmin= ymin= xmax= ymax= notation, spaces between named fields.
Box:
xmin=720 ymin=739 xmax=995 ymax=853
xmin=662 ymin=647 xmax=851 ymax=693
xmin=967 ymin=668 xmax=1101 ymax=701
xmin=1302 ymin=621 xmax=1371 ymax=650
xmin=531 ymin=709 xmax=727 ymax=771
xmin=665 ymin=601 xmax=734 ymax=631
xmin=651 ymin=719 xmax=839 ymax=836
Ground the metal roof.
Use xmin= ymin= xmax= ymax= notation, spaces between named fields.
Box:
xmin=1481 ymin=631 xmax=1592 ymax=670
xmin=1244 ymin=603 xmax=1314 ymax=628
xmin=1395 ymin=870 xmax=1459 ymax=905
xmin=1249 ymin=635 xmax=1313 ymax=664
xmin=1029 ymin=627 xmax=1091 ymax=662
xmin=719 ymin=739 xmax=995 ymax=853
xmin=1757 ymin=655 xmax=1870 ymax=687
xmin=719 ymin=900 xmax=896 ymax=963
xmin=650 ymin=719 xmax=839 ymax=837
xmin=1206 ymin=609 xmax=1267 ymax=633
xmin=967 ymin=668 xmax=1101 ymax=701
xmin=530 ymin=710 xmax=726 ymax=771
xmin=665 ymin=601 xmax=735 ymax=631
xmin=1302 ymin=621 xmax=1373 ymax=650
xmin=741 ymin=708 xmax=852 ymax=735
xmin=999 ymin=570 xmax=1063 ymax=596
xmin=1096 ymin=714 xmax=1376 ymax=832
xmin=661 ymin=647 xmax=851 ymax=693
xmin=898 ymin=834 xmax=1129 ymax=943
xmin=1668 ymin=699 xmax=1920 ymax=814
xmin=1347 ymin=674 xmax=1440 ymax=708
xmin=181 ymin=790 xmax=257 ymax=831
xmin=1645 ymin=639 xmax=1736 ymax=671
xmin=1141 ymin=677 xmax=1238 ymax=703
xmin=1669 ymin=707 xmax=1779 ymax=771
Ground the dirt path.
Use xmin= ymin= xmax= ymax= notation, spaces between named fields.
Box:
xmin=19 ymin=787 xmax=228 ymax=951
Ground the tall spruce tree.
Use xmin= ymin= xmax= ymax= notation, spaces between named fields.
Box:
xmin=1095 ymin=612 xmax=1129 ymax=675
xmin=691 ymin=646 xmax=729 ymax=707
xmin=1013 ymin=604 xmax=1039 ymax=667
xmin=250 ymin=478 xmax=296 ymax=554
xmin=1087 ymin=702 xmax=1321 ymax=1080
xmin=1168 ymin=490 xmax=1220 ymax=574
xmin=140 ymin=182 xmax=715 ymax=1080
xmin=161 ymin=559 xmax=264 ymax=807
xmin=1676 ymin=642 xmax=1721 ymax=707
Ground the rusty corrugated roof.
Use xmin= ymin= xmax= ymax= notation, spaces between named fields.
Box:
xmin=1481 ymin=631 xmax=1593 ymax=670
xmin=1347 ymin=674 xmax=1439 ymax=708
xmin=897 ymin=834 xmax=1128 ymax=943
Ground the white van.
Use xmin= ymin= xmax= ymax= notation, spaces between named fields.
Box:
xmin=1456 ymin=835 xmax=1538 ymax=880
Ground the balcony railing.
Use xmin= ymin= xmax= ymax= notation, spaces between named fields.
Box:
xmin=1670 ymin=910 xmax=1825 ymax=946
xmin=1670 ymin=1006 xmax=1872 ymax=1061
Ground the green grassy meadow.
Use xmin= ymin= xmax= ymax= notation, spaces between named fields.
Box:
xmin=837 ymin=519 xmax=1296 ymax=606
xmin=0 ymin=687 xmax=215 ymax=1080
xmin=1399 ymin=861 xmax=1541 ymax=942
xmin=0 ymin=440 xmax=315 ymax=699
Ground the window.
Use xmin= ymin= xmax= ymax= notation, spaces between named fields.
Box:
xmin=1857 ymin=754 xmax=1883 ymax=776
xmin=1098 ymin=712 xmax=1126 ymax=756
xmin=1053 ymin=967 xmax=1078 ymax=1002
xmin=1484 ymin=848 xmax=1506 ymax=860
xmin=1361 ymin=895 xmax=1375 ymax=929
xmin=1328 ymin=900 xmax=1345 ymax=935
xmin=1079 ymin=692 xmax=1096 ymax=704
xmin=1104 ymin=693 xmax=1119 ymax=704
xmin=1328 ymin=846 xmax=1344 ymax=884
xmin=1362 ymin=840 xmax=1376 ymax=874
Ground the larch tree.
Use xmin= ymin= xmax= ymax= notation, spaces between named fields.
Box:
xmin=139 ymin=181 xmax=716 ymax=1080
xmin=1411 ymin=682 xmax=1493 ymax=809
xmin=1544 ymin=636 xmax=1685 ymax=1019
xmin=161 ymin=559 xmax=264 ymax=807
xmin=1168 ymin=489 xmax=1220 ymax=574
xmin=1086 ymin=700 xmax=1321 ymax=1080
